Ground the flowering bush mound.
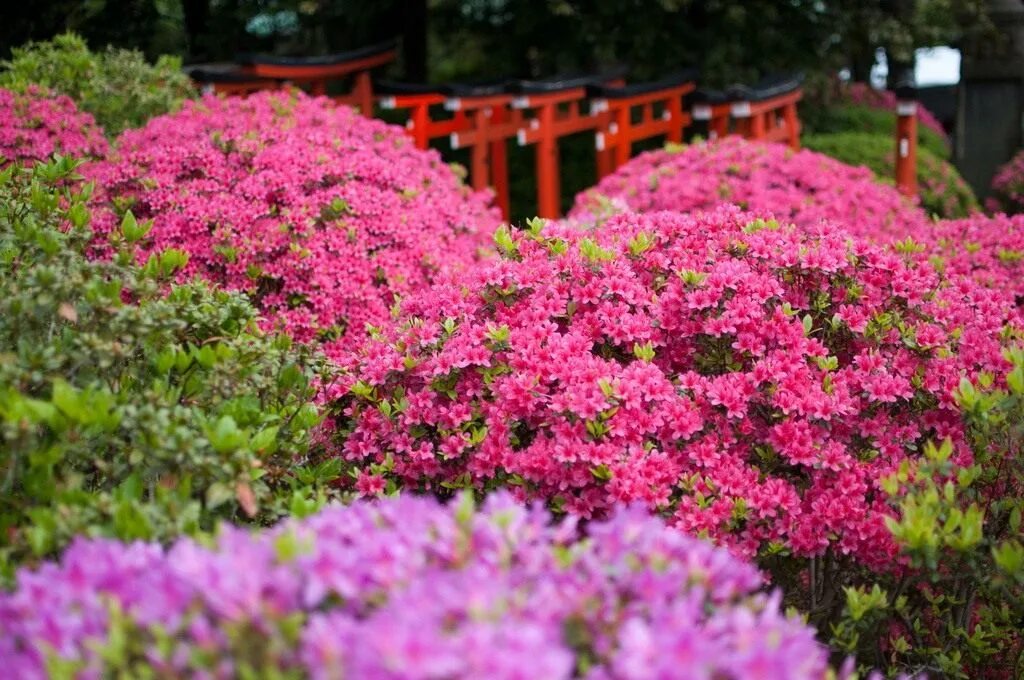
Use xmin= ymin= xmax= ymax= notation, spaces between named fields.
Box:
xmin=88 ymin=90 xmax=500 ymax=359
xmin=570 ymin=138 xmax=927 ymax=242
xmin=0 ymin=33 xmax=196 ymax=137
xmin=804 ymin=131 xmax=977 ymax=219
xmin=0 ymin=86 xmax=107 ymax=163
xmin=988 ymin=149 xmax=1024 ymax=215
xmin=0 ymin=491 xmax=834 ymax=679
xmin=335 ymin=209 xmax=1020 ymax=571
xmin=917 ymin=213 xmax=1024 ymax=306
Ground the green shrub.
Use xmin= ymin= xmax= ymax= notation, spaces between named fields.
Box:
xmin=825 ymin=354 xmax=1024 ymax=678
xmin=802 ymin=104 xmax=950 ymax=161
xmin=0 ymin=157 xmax=339 ymax=576
xmin=804 ymin=131 xmax=978 ymax=219
xmin=0 ymin=33 xmax=196 ymax=137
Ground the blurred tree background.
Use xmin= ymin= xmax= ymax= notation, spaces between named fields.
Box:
xmin=0 ymin=0 xmax=994 ymax=86
xmin=0 ymin=0 xmax=998 ymax=217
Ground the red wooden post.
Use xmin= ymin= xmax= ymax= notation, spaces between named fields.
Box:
xmin=410 ymin=100 xmax=432 ymax=149
xmin=514 ymin=79 xmax=617 ymax=219
xmin=613 ymin=103 xmax=632 ymax=170
xmin=489 ymin=105 xmax=512 ymax=219
xmin=448 ymin=91 xmax=519 ymax=220
xmin=350 ymin=71 xmax=374 ymax=115
xmin=469 ymin=106 xmax=492 ymax=194
xmin=783 ymin=101 xmax=801 ymax=149
xmin=535 ymin=101 xmax=560 ymax=218
xmin=666 ymin=94 xmax=685 ymax=144
xmin=710 ymin=109 xmax=730 ymax=139
xmin=895 ymin=87 xmax=918 ymax=198
xmin=731 ymin=100 xmax=754 ymax=138
xmin=592 ymin=99 xmax=615 ymax=179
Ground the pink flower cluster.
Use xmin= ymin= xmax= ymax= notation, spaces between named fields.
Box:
xmin=0 ymin=86 xmax=108 ymax=164
xmin=845 ymin=82 xmax=949 ymax=145
xmin=914 ymin=213 xmax=1024 ymax=305
xmin=988 ymin=150 xmax=1024 ymax=215
xmin=87 ymin=90 xmax=500 ymax=358
xmin=571 ymin=137 xmax=927 ymax=242
xmin=0 ymin=492 xmax=833 ymax=680
xmin=337 ymin=209 xmax=1020 ymax=568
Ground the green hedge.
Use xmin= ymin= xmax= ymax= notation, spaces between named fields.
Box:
xmin=802 ymin=104 xmax=951 ymax=161
xmin=0 ymin=33 xmax=195 ymax=136
xmin=0 ymin=157 xmax=339 ymax=576
xmin=804 ymin=131 xmax=977 ymax=219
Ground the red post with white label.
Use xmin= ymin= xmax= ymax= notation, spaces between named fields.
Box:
xmin=894 ymin=85 xmax=918 ymax=198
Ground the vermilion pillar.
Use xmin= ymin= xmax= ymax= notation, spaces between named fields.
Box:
xmin=895 ymin=86 xmax=919 ymax=198
xmin=448 ymin=91 xmax=520 ymax=219
xmin=513 ymin=73 xmax=625 ymax=218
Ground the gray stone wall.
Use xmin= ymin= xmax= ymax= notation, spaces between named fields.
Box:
xmin=957 ymin=0 xmax=1024 ymax=198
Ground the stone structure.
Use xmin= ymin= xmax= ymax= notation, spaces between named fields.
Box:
xmin=958 ymin=0 xmax=1024 ymax=197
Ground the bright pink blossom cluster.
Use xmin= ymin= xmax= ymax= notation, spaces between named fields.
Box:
xmin=87 ymin=90 xmax=500 ymax=358
xmin=987 ymin=150 xmax=1024 ymax=215
xmin=337 ymin=209 xmax=1020 ymax=568
xmin=0 ymin=86 xmax=107 ymax=163
xmin=0 ymin=492 xmax=834 ymax=680
xmin=845 ymin=82 xmax=949 ymax=145
xmin=914 ymin=213 xmax=1024 ymax=305
xmin=571 ymin=137 xmax=927 ymax=242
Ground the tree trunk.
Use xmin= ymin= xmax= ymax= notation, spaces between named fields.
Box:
xmin=401 ymin=0 xmax=428 ymax=82
xmin=181 ymin=0 xmax=210 ymax=62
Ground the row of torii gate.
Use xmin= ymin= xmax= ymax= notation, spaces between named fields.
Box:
xmin=188 ymin=40 xmax=920 ymax=220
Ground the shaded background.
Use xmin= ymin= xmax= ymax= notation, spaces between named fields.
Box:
xmin=0 ymin=0 xmax=1007 ymax=213
xmin=0 ymin=1 xmax=994 ymax=87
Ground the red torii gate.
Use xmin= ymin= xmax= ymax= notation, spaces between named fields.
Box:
xmin=511 ymin=73 xmax=625 ymax=218
xmin=376 ymin=80 xmax=521 ymax=219
xmin=375 ymin=80 xmax=469 ymax=150
xmin=726 ymin=73 xmax=804 ymax=149
xmin=183 ymin=48 xmax=810 ymax=217
xmin=203 ymin=41 xmax=399 ymax=114
xmin=445 ymin=85 xmax=522 ymax=220
xmin=587 ymin=69 xmax=698 ymax=179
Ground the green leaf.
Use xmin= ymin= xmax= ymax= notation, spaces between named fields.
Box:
xmin=120 ymin=210 xmax=152 ymax=243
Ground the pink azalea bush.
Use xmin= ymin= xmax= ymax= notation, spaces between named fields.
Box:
xmin=988 ymin=150 xmax=1024 ymax=215
xmin=845 ymin=82 xmax=949 ymax=146
xmin=0 ymin=86 xmax=107 ymax=163
xmin=915 ymin=213 xmax=1024 ymax=305
xmin=335 ymin=209 xmax=1020 ymax=570
xmin=571 ymin=137 xmax=927 ymax=242
xmin=87 ymin=90 xmax=500 ymax=359
xmin=0 ymin=491 xmax=834 ymax=680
